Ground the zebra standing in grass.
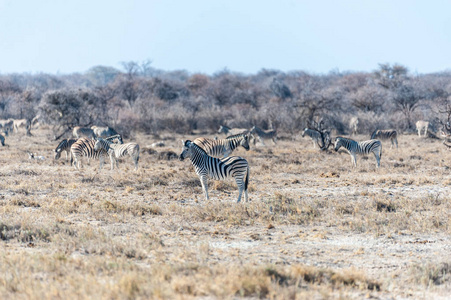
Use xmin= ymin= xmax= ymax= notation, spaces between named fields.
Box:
xmin=301 ymin=128 xmax=322 ymax=148
xmin=334 ymin=137 xmax=382 ymax=168
xmin=91 ymin=126 xmax=118 ymax=138
xmin=217 ymin=125 xmax=248 ymax=136
xmin=416 ymin=120 xmax=429 ymax=137
xmin=193 ymin=133 xmax=250 ymax=158
xmin=179 ymin=140 xmax=249 ymax=202
xmin=54 ymin=139 xmax=77 ymax=162
xmin=70 ymin=138 xmax=107 ymax=170
xmin=370 ymin=129 xmax=398 ymax=148
xmin=73 ymin=126 xmax=96 ymax=139
xmin=249 ymin=126 xmax=277 ymax=146
xmin=94 ymin=137 xmax=140 ymax=170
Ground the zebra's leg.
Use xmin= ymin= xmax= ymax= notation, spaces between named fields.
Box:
xmin=312 ymin=139 xmax=316 ymax=148
xmin=374 ymin=153 xmax=381 ymax=168
xmin=199 ymin=175 xmax=209 ymax=200
xmin=395 ymin=138 xmax=398 ymax=148
xmin=390 ymin=139 xmax=394 ymax=149
xmin=272 ymin=137 xmax=277 ymax=145
xmin=351 ymin=153 xmax=357 ymax=168
xmin=108 ymin=153 xmax=115 ymax=170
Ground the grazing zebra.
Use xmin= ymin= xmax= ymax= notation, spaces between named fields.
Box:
xmin=301 ymin=128 xmax=322 ymax=148
xmin=70 ymin=138 xmax=107 ymax=170
xmin=73 ymin=126 xmax=96 ymax=139
xmin=179 ymin=140 xmax=249 ymax=202
xmin=249 ymin=126 xmax=277 ymax=146
xmin=94 ymin=137 xmax=140 ymax=170
xmin=54 ymin=138 xmax=77 ymax=162
xmin=193 ymin=133 xmax=250 ymax=158
xmin=334 ymin=137 xmax=382 ymax=168
xmin=0 ymin=133 xmax=4 ymax=146
xmin=349 ymin=117 xmax=359 ymax=135
xmin=217 ymin=125 xmax=248 ymax=136
xmin=416 ymin=120 xmax=429 ymax=137
xmin=370 ymin=129 xmax=398 ymax=148
xmin=91 ymin=126 xmax=118 ymax=138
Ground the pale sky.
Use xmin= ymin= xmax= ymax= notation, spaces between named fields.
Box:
xmin=0 ymin=0 xmax=450 ymax=75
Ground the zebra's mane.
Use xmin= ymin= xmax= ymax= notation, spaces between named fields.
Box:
xmin=226 ymin=133 xmax=247 ymax=140
xmin=187 ymin=140 xmax=209 ymax=156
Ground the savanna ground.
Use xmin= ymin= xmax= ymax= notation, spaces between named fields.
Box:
xmin=0 ymin=127 xmax=450 ymax=299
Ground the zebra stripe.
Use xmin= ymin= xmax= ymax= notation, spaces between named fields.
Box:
xmin=193 ymin=133 xmax=250 ymax=158
xmin=54 ymin=138 xmax=77 ymax=162
xmin=91 ymin=126 xmax=119 ymax=138
xmin=371 ymin=129 xmax=398 ymax=148
xmin=94 ymin=137 xmax=140 ymax=170
xmin=334 ymin=137 xmax=382 ymax=168
xmin=301 ymin=128 xmax=322 ymax=148
xmin=179 ymin=140 xmax=249 ymax=202
xmin=70 ymin=138 xmax=107 ymax=170
xmin=250 ymin=126 xmax=277 ymax=145
xmin=73 ymin=126 xmax=96 ymax=139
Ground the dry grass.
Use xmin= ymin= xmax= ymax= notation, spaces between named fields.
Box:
xmin=0 ymin=129 xmax=450 ymax=299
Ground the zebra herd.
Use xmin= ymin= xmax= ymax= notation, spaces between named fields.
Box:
xmin=54 ymin=126 xmax=139 ymax=171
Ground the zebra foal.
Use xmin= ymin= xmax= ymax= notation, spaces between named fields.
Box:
xmin=70 ymin=138 xmax=107 ymax=170
xmin=301 ymin=128 xmax=322 ymax=148
xmin=370 ymin=129 xmax=398 ymax=148
xmin=334 ymin=137 xmax=382 ymax=168
xmin=179 ymin=140 xmax=249 ymax=202
xmin=94 ymin=137 xmax=140 ymax=170
xmin=193 ymin=133 xmax=250 ymax=158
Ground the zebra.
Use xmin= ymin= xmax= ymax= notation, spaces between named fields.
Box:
xmin=93 ymin=137 xmax=140 ymax=170
xmin=70 ymin=138 xmax=107 ymax=170
xmin=349 ymin=117 xmax=359 ymax=135
xmin=217 ymin=125 xmax=248 ymax=136
xmin=370 ymin=129 xmax=398 ymax=148
xmin=91 ymin=126 xmax=119 ymax=138
xmin=54 ymin=138 xmax=77 ymax=162
xmin=193 ymin=133 xmax=250 ymax=158
xmin=249 ymin=126 xmax=277 ymax=146
xmin=416 ymin=120 xmax=429 ymax=137
xmin=334 ymin=137 xmax=382 ymax=168
xmin=301 ymin=128 xmax=322 ymax=148
xmin=73 ymin=126 xmax=96 ymax=139
xmin=0 ymin=133 xmax=4 ymax=146
xmin=179 ymin=140 xmax=249 ymax=202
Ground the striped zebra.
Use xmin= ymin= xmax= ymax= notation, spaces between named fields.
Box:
xmin=301 ymin=128 xmax=322 ymax=148
xmin=416 ymin=120 xmax=429 ymax=137
xmin=217 ymin=125 xmax=248 ymax=136
xmin=91 ymin=126 xmax=118 ymax=138
xmin=73 ymin=126 xmax=96 ymax=139
xmin=0 ymin=133 xmax=4 ymax=146
xmin=179 ymin=140 xmax=249 ymax=202
xmin=250 ymin=126 xmax=277 ymax=146
xmin=193 ymin=133 xmax=250 ymax=158
xmin=334 ymin=137 xmax=382 ymax=168
xmin=94 ymin=137 xmax=140 ymax=170
xmin=54 ymin=138 xmax=77 ymax=162
xmin=370 ymin=129 xmax=398 ymax=148
xmin=70 ymin=138 xmax=107 ymax=170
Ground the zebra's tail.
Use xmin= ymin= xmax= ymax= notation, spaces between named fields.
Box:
xmin=244 ymin=166 xmax=249 ymax=191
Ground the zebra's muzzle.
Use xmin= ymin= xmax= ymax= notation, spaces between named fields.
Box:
xmin=179 ymin=155 xmax=185 ymax=161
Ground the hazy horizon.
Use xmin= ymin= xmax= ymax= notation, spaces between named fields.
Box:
xmin=1 ymin=0 xmax=450 ymax=75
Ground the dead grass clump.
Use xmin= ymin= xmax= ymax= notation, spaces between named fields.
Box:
xmin=319 ymin=171 xmax=340 ymax=178
xmin=409 ymin=262 xmax=451 ymax=286
xmin=9 ymin=197 xmax=40 ymax=208
xmin=180 ymin=178 xmax=201 ymax=188
xmin=0 ymin=222 xmax=51 ymax=243
xmin=375 ymin=200 xmax=396 ymax=212
xmin=157 ymin=151 xmax=178 ymax=160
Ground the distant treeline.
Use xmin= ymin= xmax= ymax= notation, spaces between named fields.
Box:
xmin=0 ymin=62 xmax=450 ymax=138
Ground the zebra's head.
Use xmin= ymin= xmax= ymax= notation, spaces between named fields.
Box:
xmin=370 ymin=130 xmax=378 ymax=140
xmin=241 ymin=134 xmax=250 ymax=151
xmin=334 ymin=137 xmax=343 ymax=152
xmin=250 ymin=126 xmax=256 ymax=134
xmin=94 ymin=137 xmax=107 ymax=151
xmin=301 ymin=128 xmax=308 ymax=137
xmin=179 ymin=140 xmax=193 ymax=161
xmin=54 ymin=149 xmax=61 ymax=160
